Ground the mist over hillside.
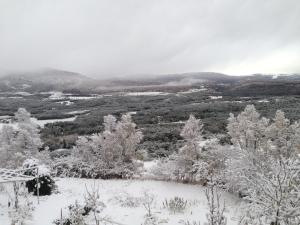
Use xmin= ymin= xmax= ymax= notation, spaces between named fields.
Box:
xmin=0 ymin=69 xmax=299 ymax=96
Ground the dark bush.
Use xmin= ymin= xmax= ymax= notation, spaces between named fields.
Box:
xmin=26 ymin=175 xmax=56 ymax=196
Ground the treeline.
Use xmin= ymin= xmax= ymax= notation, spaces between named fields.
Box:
xmin=41 ymin=95 xmax=300 ymax=155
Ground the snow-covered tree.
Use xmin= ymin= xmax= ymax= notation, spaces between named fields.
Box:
xmin=114 ymin=114 xmax=143 ymax=163
xmin=0 ymin=125 xmax=17 ymax=168
xmin=103 ymin=114 xmax=117 ymax=132
xmin=266 ymin=110 xmax=300 ymax=158
xmin=14 ymin=108 xmax=42 ymax=156
xmin=96 ymin=115 xmax=119 ymax=166
xmin=0 ymin=108 xmax=42 ymax=169
xmin=227 ymin=105 xmax=269 ymax=152
xmin=173 ymin=114 xmax=204 ymax=182
xmin=14 ymin=107 xmax=31 ymax=123
xmin=68 ymin=113 xmax=143 ymax=178
xmin=241 ymin=157 xmax=300 ymax=225
xmin=226 ymin=105 xmax=300 ymax=224
xmin=99 ymin=131 xmax=117 ymax=167
xmin=179 ymin=114 xmax=203 ymax=160
xmin=73 ymin=136 xmax=99 ymax=163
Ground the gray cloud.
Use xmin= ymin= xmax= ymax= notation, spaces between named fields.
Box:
xmin=0 ymin=0 xmax=299 ymax=77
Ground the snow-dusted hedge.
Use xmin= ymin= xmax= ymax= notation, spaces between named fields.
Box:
xmin=52 ymin=156 xmax=141 ymax=179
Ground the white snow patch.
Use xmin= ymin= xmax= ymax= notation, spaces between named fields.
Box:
xmin=49 ymin=91 xmax=65 ymax=100
xmin=65 ymin=110 xmax=89 ymax=115
xmin=30 ymin=117 xmax=77 ymax=128
xmin=0 ymin=117 xmax=77 ymax=129
xmin=68 ymin=96 xmax=101 ymax=100
xmin=14 ymin=92 xmax=33 ymax=96
xmin=124 ymin=92 xmax=170 ymax=96
xmin=158 ymin=121 xmax=185 ymax=125
xmin=257 ymin=99 xmax=269 ymax=103
xmin=209 ymin=96 xmax=223 ymax=100
xmin=143 ymin=161 xmax=159 ymax=171
xmin=0 ymin=178 xmax=242 ymax=225
xmin=0 ymin=115 xmax=11 ymax=120
xmin=58 ymin=101 xmax=74 ymax=106
xmin=179 ymin=88 xmax=207 ymax=94
xmin=221 ymin=100 xmax=243 ymax=104
xmin=47 ymin=92 xmax=103 ymax=100
xmin=127 ymin=111 xmax=137 ymax=115
xmin=0 ymin=96 xmax=24 ymax=99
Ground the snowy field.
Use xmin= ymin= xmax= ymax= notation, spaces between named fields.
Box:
xmin=0 ymin=178 xmax=242 ymax=225
xmin=123 ymin=91 xmax=170 ymax=96
xmin=0 ymin=116 xmax=77 ymax=129
xmin=30 ymin=117 xmax=77 ymax=128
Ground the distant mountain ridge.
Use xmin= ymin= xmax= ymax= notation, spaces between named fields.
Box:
xmin=0 ymin=69 xmax=299 ymax=95
xmin=0 ymin=69 xmax=95 ymax=92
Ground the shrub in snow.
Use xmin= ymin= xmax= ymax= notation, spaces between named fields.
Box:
xmin=9 ymin=198 xmax=35 ymax=225
xmin=143 ymin=115 xmax=228 ymax=185
xmin=49 ymin=148 xmax=72 ymax=159
xmin=204 ymin=184 xmax=227 ymax=225
xmin=135 ymin=148 xmax=149 ymax=161
xmin=147 ymin=158 xmax=177 ymax=181
xmin=84 ymin=184 xmax=106 ymax=224
xmin=163 ymin=196 xmax=187 ymax=214
xmin=143 ymin=215 xmax=159 ymax=225
xmin=179 ymin=220 xmax=201 ymax=225
xmin=53 ymin=201 xmax=89 ymax=225
xmin=8 ymin=182 xmax=35 ymax=225
xmin=110 ymin=191 xmax=142 ymax=208
xmin=54 ymin=185 xmax=107 ymax=225
xmin=69 ymin=202 xmax=88 ymax=225
xmin=23 ymin=158 xmax=56 ymax=196
xmin=141 ymin=191 xmax=170 ymax=225
xmin=25 ymin=176 xmax=55 ymax=196
xmin=171 ymin=144 xmax=227 ymax=185
xmin=142 ymin=191 xmax=156 ymax=218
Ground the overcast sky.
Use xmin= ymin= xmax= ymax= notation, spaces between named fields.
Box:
xmin=0 ymin=0 xmax=299 ymax=77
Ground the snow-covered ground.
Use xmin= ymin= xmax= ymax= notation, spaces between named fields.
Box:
xmin=124 ymin=91 xmax=170 ymax=96
xmin=257 ymin=99 xmax=270 ymax=103
xmin=0 ymin=96 xmax=23 ymax=99
xmin=0 ymin=116 xmax=77 ymax=130
xmin=0 ymin=178 xmax=242 ymax=225
xmin=68 ymin=96 xmax=101 ymax=100
xmin=209 ymin=96 xmax=223 ymax=100
xmin=57 ymin=100 xmax=74 ymax=106
xmin=47 ymin=91 xmax=103 ymax=100
xmin=178 ymin=88 xmax=207 ymax=94
xmin=30 ymin=117 xmax=77 ymax=128
xmin=65 ymin=110 xmax=90 ymax=115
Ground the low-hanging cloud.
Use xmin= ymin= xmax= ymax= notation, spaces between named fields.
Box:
xmin=0 ymin=0 xmax=299 ymax=77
